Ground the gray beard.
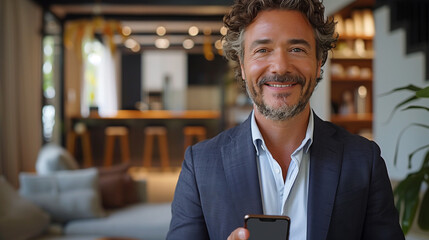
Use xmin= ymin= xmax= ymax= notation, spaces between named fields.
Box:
xmin=245 ymin=73 xmax=313 ymax=121
xmin=247 ymin=88 xmax=310 ymax=121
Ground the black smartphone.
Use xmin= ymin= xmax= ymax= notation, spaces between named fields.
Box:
xmin=244 ymin=214 xmax=290 ymax=240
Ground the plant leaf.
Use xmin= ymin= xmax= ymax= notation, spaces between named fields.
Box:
xmin=379 ymin=84 xmax=422 ymax=97
xmin=424 ymin=150 xmax=429 ymax=169
xmin=383 ymin=95 xmax=418 ymax=124
xmin=394 ymin=172 xmax=423 ymax=199
xmin=393 ymin=123 xmax=429 ymax=166
xmin=400 ymin=175 xmax=423 ymax=234
xmin=419 ymin=148 xmax=429 ymax=169
xmin=380 ymin=84 xmax=426 ymax=124
xmin=393 ymin=176 xmax=415 ymax=214
xmin=418 ymin=188 xmax=429 ymax=230
xmin=402 ymin=105 xmax=429 ymax=112
xmin=416 ymin=86 xmax=429 ymax=98
xmin=393 ymin=171 xmax=425 ymax=233
xmin=408 ymin=144 xmax=429 ymax=169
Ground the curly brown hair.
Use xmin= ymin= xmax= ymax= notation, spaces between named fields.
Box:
xmin=223 ymin=0 xmax=338 ymax=85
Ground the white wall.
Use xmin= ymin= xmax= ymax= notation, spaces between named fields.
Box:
xmin=324 ymin=0 xmax=355 ymax=16
xmin=142 ymin=50 xmax=187 ymax=91
xmin=142 ymin=50 xmax=187 ymax=110
xmin=374 ymin=6 xmax=429 ymax=181
xmin=187 ymin=86 xmax=221 ymax=110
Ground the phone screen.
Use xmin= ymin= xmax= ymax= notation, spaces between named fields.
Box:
xmin=245 ymin=215 xmax=290 ymax=240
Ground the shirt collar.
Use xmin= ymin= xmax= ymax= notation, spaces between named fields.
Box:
xmin=251 ymin=110 xmax=314 ymax=156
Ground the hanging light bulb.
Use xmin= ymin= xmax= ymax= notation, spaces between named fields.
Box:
xmin=155 ymin=38 xmax=170 ymax=49
xmin=220 ymin=26 xmax=228 ymax=36
xmin=183 ymin=39 xmax=194 ymax=49
xmin=188 ymin=26 xmax=199 ymax=36
xmin=214 ymin=39 xmax=223 ymax=50
xmin=122 ymin=26 xmax=132 ymax=36
xmin=131 ymin=44 xmax=141 ymax=53
xmin=124 ymin=38 xmax=138 ymax=49
xmin=156 ymin=26 xmax=167 ymax=36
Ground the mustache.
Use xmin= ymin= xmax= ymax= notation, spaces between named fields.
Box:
xmin=257 ymin=74 xmax=305 ymax=87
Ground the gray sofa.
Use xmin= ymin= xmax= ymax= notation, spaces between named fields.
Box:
xmin=0 ymin=171 xmax=171 ymax=240
xmin=0 ymin=144 xmax=172 ymax=240
xmin=36 ymin=202 xmax=172 ymax=240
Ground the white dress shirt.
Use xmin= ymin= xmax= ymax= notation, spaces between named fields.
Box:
xmin=251 ymin=111 xmax=314 ymax=240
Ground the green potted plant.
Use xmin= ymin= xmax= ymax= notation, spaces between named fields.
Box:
xmin=383 ymin=84 xmax=429 ymax=234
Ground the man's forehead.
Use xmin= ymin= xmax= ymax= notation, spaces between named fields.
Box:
xmin=243 ymin=10 xmax=316 ymax=46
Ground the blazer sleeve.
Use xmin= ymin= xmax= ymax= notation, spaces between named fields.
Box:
xmin=166 ymin=146 xmax=210 ymax=240
xmin=362 ymin=142 xmax=404 ymax=240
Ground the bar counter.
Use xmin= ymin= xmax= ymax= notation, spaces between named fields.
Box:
xmin=67 ymin=110 xmax=222 ymax=167
xmin=72 ymin=110 xmax=221 ymax=120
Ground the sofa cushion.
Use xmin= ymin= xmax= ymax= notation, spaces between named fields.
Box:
xmin=19 ymin=168 xmax=105 ymax=223
xmin=36 ymin=143 xmax=79 ymax=175
xmin=65 ymin=202 xmax=172 ymax=240
xmin=98 ymin=163 xmax=138 ymax=209
xmin=0 ymin=176 xmax=50 ymax=240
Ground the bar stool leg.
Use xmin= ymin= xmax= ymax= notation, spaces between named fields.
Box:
xmin=183 ymin=126 xmax=207 ymax=155
xmin=197 ymin=131 xmax=206 ymax=142
xmin=67 ymin=131 xmax=76 ymax=157
xmin=104 ymin=126 xmax=131 ymax=166
xmin=67 ymin=130 xmax=93 ymax=168
xmin=184 ymin=134 xmax=192 ymax=153
xmin=143 ymin=133 xmax=154 ymax=169
xmin=158 ymin=134 xmax=170 ymax=171
xmin=81 ymin=132 xmax=93 ymax=168
xmin=104 ymin=135 xmax=115 ymax=167
xmin=121 ymin=134 xmax=130 ymax=163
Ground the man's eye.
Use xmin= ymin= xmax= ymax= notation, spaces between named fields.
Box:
xmin=255 ymin=48 xmax=267 ymax=53
xmin=291 ymin=48 xmax=305 ymax=53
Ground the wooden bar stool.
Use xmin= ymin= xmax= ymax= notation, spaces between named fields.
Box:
xmin=143 ymin=126 xmax=170 ymax=170
xmin=104 ymin=126 xmax=131 ymax=167
xmin=67 ymin=123 xmax=93 ymax=168
xmin=183 ymin=126 xmax=207 ymax=152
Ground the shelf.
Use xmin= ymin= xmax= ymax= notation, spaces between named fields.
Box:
xmin=72 ymin=110 xmax=221 ymax=120
xmin=331 ymin=77 xmax=372 ymax=82
xmin=331 ymin=53 xmax=373 ymax=60
xmin=330 ymin=113 xmax=373 ymax=134
xmin=331 ymin=113 xmax=373 ymax=125
xmin=338 ymin=35 xmax=374 ymax=41
xmin=330 ymin=2 xmax=375 ymax=135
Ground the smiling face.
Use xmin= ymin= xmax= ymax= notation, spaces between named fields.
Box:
xmin=240 ymin=10 xmax=322 ymax=121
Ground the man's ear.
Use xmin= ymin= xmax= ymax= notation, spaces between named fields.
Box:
xmin=240 ymin=59 xmax=246 ymax=80
xmin=316 ymin=60 xmax=322 ymax=79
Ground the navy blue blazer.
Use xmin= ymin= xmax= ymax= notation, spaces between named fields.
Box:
xmin=167 ymin=114 xmax=404 ymax=240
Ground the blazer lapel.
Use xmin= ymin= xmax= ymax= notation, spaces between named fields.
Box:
xmin=307 ymin=115 xmax=343 ymax=240
xmin=221 ymin=117 xmax=263 ymax=219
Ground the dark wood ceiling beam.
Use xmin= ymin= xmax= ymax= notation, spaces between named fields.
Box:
xmin=34 ymin=0 xmax=233 ymax=6
xmin=62 ymin=14 xmax=225 ymax=22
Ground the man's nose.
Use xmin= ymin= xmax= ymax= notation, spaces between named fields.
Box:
xmin=269 ymin=50 xmax=291 ymax=75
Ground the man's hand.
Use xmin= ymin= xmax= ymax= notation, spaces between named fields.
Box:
xmin=227 ymin=227 xmax=249 ymax=240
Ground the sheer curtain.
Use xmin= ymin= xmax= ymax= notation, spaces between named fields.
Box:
xmin=80 ymin=38 xmax=118 ymax=117
xmin=0 ymin=0 xmax=42 ymax=187
xmin=97 ymin=39 xmax=118 ymax=117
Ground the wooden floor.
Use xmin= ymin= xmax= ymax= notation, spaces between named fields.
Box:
xmin=129 ymin=167 xmax=181 ymax=203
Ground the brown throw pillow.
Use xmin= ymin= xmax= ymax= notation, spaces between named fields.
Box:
xmin=97 ymin=163 xmax=138 ymax=209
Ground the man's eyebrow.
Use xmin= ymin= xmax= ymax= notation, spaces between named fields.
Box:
xmin=249 ymin=39 xmax=272 ymax=50
xmin=288 ymin=39 xmax=312 ymax=49
xmin=249 ymin=38 xmax=312 ymax=50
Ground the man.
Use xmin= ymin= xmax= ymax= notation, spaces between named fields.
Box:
xmin=167 ymin=0 xmax=404 ymax=239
